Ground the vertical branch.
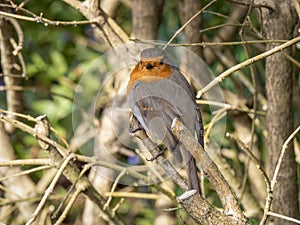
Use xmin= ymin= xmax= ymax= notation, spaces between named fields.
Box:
xmin=171 ymin=118 xmax=249 ymax=224
xmin=182 ymin=0 xmax=203 ymax=57
xmin=0 ymin=3 xmax=23 ymax=133
xmin=132 ymin=0 xmax=164 ymax=40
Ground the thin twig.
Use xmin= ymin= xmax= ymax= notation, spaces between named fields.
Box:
xmin=204 ymin=108 xmax=227 ymax=142
xmin=26 ymin=154 xmax=76 ymax=225
xmin=131 ymin=38 xmax=287 ymax=47
xmin=0 ymin=109 xmax=71 ymax=151
xmin=239 ymin=25 xmax=259 ymax=203
xmin=283 ymin=52 xmax=300 ymax=69
xmin=270 ymin=125 xmax=300 ymax=190
xmin=104 ymin=169 xmax=127 ymax=210
xmin=54 ymin=188 xmax=82 ymax=225
xmin=0 ymin=8 xmax=97 ymax=26
xmin=197 ymin=36 xmax=300 ymax=98
xmin=112 ymin=198 xmax=125 ymax=215
xmin=197 ymin=99 xmax=266 ymax=116
xmin=225 ymin=133 xmax=272 ymax=225
xmin=52 ymin=162 xmax=92 ymax=220
xmin=267 ymin=211 xmax=300 ymax=224
xmin=163 ymin=0 xmax=217 ymax=50
xmin=0 ymin=165 xmax=51 ymax=182
xmin=226 ymin=133 xmax=271 ymax=192
xmin=0 ymin=159 xmax=50 ymax=166
xmin=0 ymin=194 xmax=65 ymax=206
xmin=103 ymin=192 xmax=159 ymax=199
xmin=6 ymin=18 xmax=24 ymax=55
xmin=200 ymin=23 xmax=248 ymax=33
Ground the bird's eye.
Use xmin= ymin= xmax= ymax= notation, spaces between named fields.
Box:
xmin=159 ymin=60 xmax=164 ymax=65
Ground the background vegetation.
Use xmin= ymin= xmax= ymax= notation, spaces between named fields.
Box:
xmin=0 ymin=0 xmax=299 ymax=224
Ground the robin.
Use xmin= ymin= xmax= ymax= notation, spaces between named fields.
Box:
xmin=127 ymin=48 xmax=203 ymax=193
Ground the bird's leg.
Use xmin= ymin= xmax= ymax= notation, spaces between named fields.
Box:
xmin=129 ymin=113 xmax=165 ymax=161
xmin=128 ymin=113 xmax=144 ymax=134
xmin=146 ymin=145 xmax=166 ymax=162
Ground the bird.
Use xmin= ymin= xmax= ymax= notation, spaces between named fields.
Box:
xmin=127 ymin=47 xmax=204 ymax=193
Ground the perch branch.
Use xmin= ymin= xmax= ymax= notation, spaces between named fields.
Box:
xmin=129 ymin=115 xmax=188 ymax=191
xmin=171 ymin=118 xmax=249 ymax=224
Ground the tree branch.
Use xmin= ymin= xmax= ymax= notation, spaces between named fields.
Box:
xmin=197 ymin=36 xmax=300 ymax=98
xmin=171 ymin=118 xmax=249 ymax=224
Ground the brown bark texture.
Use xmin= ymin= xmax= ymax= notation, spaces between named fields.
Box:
xmin=132 ymin=0 xmax=164 ymax=40
xmin=261 ymin=1 xmax=299 ymax=224
xmin=183 ymin=0 xmax=202 ymax=57
xmin=0 ymin=2 xmax=23 ymax=133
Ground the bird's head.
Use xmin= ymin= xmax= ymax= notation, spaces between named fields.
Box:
xmin=139 ymin=48 xmax=168 ymax=70
xmin=127 ymin=48 xmax=173 ymax=94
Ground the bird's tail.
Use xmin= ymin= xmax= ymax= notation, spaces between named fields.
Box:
xmin=187 ymin=155 xmax=201 ymax=194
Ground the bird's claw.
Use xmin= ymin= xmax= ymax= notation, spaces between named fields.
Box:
xmin=129 ymin=114 xmax=144 ymax=135
xmin=146 ymin=147 xmax=165 ymax=162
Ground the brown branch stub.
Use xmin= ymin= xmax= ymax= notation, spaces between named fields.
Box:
xmin=34 ymin=115 xmax=50 ymax=150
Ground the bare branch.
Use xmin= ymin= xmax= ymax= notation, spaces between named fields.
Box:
xmin=163 ymin=0 xmax=217 ymax=50
xmin=177 ymin=190 xmax=238 ymax=225
xmin=131 ymin=38 xmax=287 ymax=47
xmin=171 ymin=118 xmax=249 ymax=224
xmin=197 ymin=36 xmax=300 ymax=98
xmin=0 ymin=6 xmax=98 ymax=26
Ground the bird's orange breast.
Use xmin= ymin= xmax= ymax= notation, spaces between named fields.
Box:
xmin=127 ymin=61 xmax=173 ymax=94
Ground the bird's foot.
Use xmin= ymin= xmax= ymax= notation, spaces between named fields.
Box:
xmin=129 ymin=114 xmax=144 ymax=134
xmin=146 ymin=147 xmax=165 ymax=162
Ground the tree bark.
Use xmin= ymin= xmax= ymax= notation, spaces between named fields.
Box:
xmin=132 ymin=0 xmax=164 ymax=40
xmin=261 ymin=1 xmax=299 ymax=224
xmin=183 ymin=0 xmax=203 ymax=57
xmin=0 ymin=2 xmax=23 ymax=133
